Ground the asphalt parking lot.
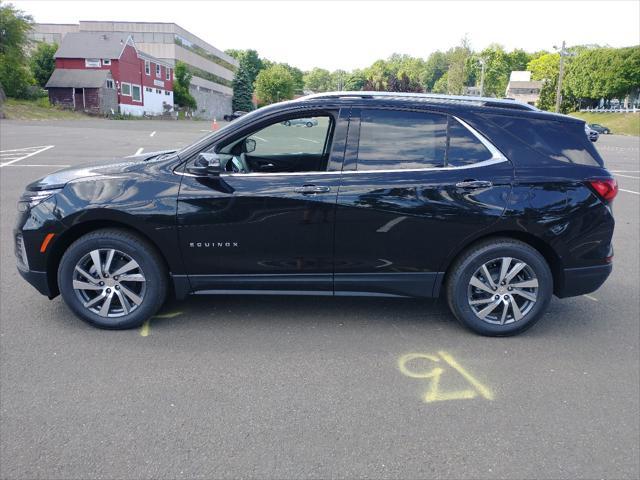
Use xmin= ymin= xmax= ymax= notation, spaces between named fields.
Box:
xmin=1 ymin=118 xmax=638 ymax=479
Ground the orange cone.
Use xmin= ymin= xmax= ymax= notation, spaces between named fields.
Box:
xmin=212 ymin=117 xmax=219 ymax=131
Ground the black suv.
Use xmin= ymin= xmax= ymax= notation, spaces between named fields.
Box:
xmin=15 ymin=92 xmax=617 ymax=336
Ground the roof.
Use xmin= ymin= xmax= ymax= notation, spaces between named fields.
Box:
xmin=54 ymin=32 xmax=133 ymax=59
xmin=46 ymin=69 xmax=111 ymax=88
xmin=299 ymin=91 xmax=539 ymax=111
xmin=507 ymin=81 xmax=544 ymax=89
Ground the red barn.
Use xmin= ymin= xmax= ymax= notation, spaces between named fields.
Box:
xmin=46 ymin=32 xmax=173 ymax=116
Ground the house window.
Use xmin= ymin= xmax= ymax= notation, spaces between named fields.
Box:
xmin=102 ymin=59 xmax=111 ymax=66
xmin=131 ymin=84 xmax=142 ymax=102
xmin=156 ymin=64 xmax=161 ymax=77
xmin=145 ymin=87 xmax=153 ymax=93
xmin=166 ymin=68 xmax=171 ymax=80
xmin=145 ymin=60 xmax=150 ymax=75
xmin=85 ymin=58 xmax=101 ymax=68
xmin=106 ymin=79 xmax=114 ymax=89
xmin=156 ymin=88 xmax=161 ymax=94
xmin=121 ymin=83 xmax=131 ymax=96
xmin=165 ymin=90 xmax=171 ymax=96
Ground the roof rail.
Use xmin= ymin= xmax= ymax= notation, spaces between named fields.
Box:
xmin=298 ymin=91 xmax=537 ymax=111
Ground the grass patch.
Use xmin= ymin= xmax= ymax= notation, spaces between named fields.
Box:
xmin=569 ymin=112 xmax=640 ymax=136
xmin=1 ymin=98 xmax=89 ymax=120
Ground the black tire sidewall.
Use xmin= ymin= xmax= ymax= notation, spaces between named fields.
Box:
xmin=449 ymin=242 xmax=552 ymax=336
xmin=58 ymin=231 xmax=166 ymax=329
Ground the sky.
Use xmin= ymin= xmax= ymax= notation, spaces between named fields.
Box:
xmin=12 ymin=0 xmax=640 ymax=71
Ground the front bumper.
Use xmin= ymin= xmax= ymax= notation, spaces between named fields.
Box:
xmin=17 ymin=267 xmax=53 ymax=297
xmin=556 ymin=263 xmax=612 ymax=298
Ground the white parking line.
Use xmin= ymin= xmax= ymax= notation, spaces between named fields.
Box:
xmin=619 ymin=188 xmax=640 ymax=195
xmin=150 ymin=131 xmax=156 ymax=137
xmin=297 ymin=137 xmax=320 ymax=144
xmin=610 ymin=170 xmax=640 ymax=173
xmin=583 ymin=294 xmax=599 ymax=302
xmin=252 ymin=135 xmax=268 ymax=142
xmin=614 ymin=173 xmax=640 ymax=179
xmin=1 ymin=164 xmax=70 ymax=168
xmin=135 ymin=147 xmax=144 ymax=155
xmin=0 ymin=145 xmax=55 ymax=167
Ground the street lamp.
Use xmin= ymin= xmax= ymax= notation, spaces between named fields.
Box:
xmin=478 ymin=58 xmax=486 ymax=97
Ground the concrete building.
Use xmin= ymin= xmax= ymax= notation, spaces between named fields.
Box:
xmin=30 ymin=21 xmax=238 ymax=119
xmin=505 ymin=71 xmax=543 ymax=106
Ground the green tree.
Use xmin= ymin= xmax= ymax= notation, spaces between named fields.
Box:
xmin=173 ymin=61 xmax=196 ymax=110
xmin=255 ymin=64 xmax=294 ymax=104
xmin=331 ymin=69 xmax=348 ymax=90
xmin=421 ymin=51 xmax=448 ymax=92
xmin=279 ymin=63 xmax=304 ymax=94
xmin=446 ymin=36 xmax=472 ymax=95
xmin=528 ymin=52 xmax=560 ymax=81
xmin=303 ymin=67 xmax=333 ymax=92
xmin=344 ymin=69 xmax=366 ymax=90
xmin=231 ymin=67 xmax=253 ymax=111
xmin=432 ymin=72 xmax=449 ymax=93
xmin=30 ymin=41 xmax=57 ymax=87
xmin=469 ymin=44 xmax=512 ymax=97
xmin=0 ymin=2 xmax=35 ymax=98
xmin=225 ymin=49 xmax=263 ymax=85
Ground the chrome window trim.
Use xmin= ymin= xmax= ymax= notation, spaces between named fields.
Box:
xmin=176 ymin=115 xmax=509 ymax=178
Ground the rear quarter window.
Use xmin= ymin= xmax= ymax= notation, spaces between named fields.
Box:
xmin=447 ymin=118 xmax=493 ymax=166
xmin=483 ymin=114 xmax=603 ymax=167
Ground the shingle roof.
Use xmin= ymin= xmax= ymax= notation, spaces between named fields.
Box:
xmin=54 ymin=32 xmax=132 ymax=59
xmin=46 ymin=69 xmax=111 ymax=88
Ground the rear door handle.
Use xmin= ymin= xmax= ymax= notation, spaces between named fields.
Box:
xmin=455 ymin=180 xmax=493 ymax=189
xmin=294 ymin=185 xmax=331 ymax=194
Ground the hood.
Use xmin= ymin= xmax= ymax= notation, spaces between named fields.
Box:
xmin=25 ymin=150 xmax=176 ymax=191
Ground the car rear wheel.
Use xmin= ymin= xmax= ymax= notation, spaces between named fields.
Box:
xmin=306 ymin=122 xmax=313 ymax=127
xmin=58 ymin=229 xmax=167 ymax=329
xmin=446 ymin=238 xmax=552 ymax=336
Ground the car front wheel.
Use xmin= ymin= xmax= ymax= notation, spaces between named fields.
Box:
xmin=58 ymin=228 xmax=167 ymax=329
xmin=446 ymin=238 xmax=552 ymax=336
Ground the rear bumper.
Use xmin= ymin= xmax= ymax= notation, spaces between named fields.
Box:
xmin=556 ymin=264 xmax=612 ymax=298
xmin=17 ymin=267 xmax=53 ymax=298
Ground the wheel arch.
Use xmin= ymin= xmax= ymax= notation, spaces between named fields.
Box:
xmin=441 ymin=230 xmax=563 ymax=297
xmin=46 ymin=219 xmax=171 ymax=297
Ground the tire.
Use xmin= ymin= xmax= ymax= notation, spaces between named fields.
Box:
xmin=283 ymin=120 xmax=291 ymax=126
xmin=57 ymin=228 xmax=168 ymax=329
xmin=306 ymin=122 xmax=313 ymax=128
xmin=445 ymin=238 xmax=552 ymax=336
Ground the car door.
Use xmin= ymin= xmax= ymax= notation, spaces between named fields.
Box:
xmin=176 ymin=108 xmax=348 ymax=293
xmin=333 ymin=107 xmax=513 ymax=298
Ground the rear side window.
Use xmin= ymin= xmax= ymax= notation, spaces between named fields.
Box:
xmin=357 ymin=110 xmax=447 ymax=170
xmin=483 ymin=114 xmax=603 ymax=166
xmin=446 ymin=118 xmax=493 ymax=166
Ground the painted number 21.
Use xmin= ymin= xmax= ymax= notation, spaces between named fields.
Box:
xmin=398 ymin=351 xmax=494 ymax=403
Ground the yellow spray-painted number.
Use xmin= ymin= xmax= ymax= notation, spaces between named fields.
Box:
xmin=398 ymin=351 xmax=494 ymax=403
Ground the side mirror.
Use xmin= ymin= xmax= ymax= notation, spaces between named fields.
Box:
xmin=187 ymin=152 xmax=223 ymax=176
xmin=244 ymin=138 xmax=256 ymax=154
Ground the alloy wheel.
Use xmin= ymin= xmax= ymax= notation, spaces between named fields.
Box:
xmin=72 ymin=248 xmax=146 ymax=317
xmin=467 ymin=257 xmax=539 ymax=325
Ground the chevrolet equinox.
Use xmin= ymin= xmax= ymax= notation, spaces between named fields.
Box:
xmin=15 ymin=92 xmax=617 ymax=336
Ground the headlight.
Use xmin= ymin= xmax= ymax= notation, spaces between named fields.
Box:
xmin=17 ymin=189 xmax=61 ymax=212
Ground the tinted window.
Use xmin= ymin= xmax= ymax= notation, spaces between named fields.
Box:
xmin=357 ymin=110 xmax=447 ymax=170
xmin=447 ymin=118 xmax=493 ymax=166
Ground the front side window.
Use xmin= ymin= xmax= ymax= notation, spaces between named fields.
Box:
xmin=215 ymin=113 xmax=335 ymax=174
xmin=131 ymin=85 xmax=142 ymax=102
xmin=447 ymin=118 xmax=493 ymax=167
xmin=357 ymin=110 xmax=447 ymax=170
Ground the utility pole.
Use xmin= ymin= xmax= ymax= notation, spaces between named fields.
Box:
xmin=554 ymin=41 xmax=574 ymax=112
xmin=479 ymin=58 xmax=486 ymax=97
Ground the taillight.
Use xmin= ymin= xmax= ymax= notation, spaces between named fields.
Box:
xmin=588 ymin=178 xmax=618 ymax=202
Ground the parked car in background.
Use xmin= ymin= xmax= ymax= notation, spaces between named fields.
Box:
xmin=223 ymin=111 xmax=248 ymax=121
xmin=15 ymin=91 xmax=616 ymax=336
xmin=589 ymin=123 xmax=611 ymax=134
xmin=282 ymin=118 xmax=318 ymax=127
xmin=585 ymin=124 xmax=600 ymax=142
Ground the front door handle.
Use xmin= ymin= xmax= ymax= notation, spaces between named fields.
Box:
xmin=455 ymin=180 xmax=493 ymax=189
xmin=294 ymin=185 xmax=331 ymax=194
